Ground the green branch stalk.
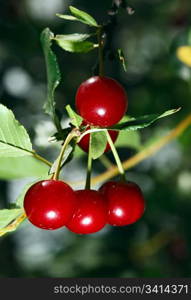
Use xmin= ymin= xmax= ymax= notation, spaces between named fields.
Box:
xmin=78 ymin=128 xmax=110 ymax=142
xmin=53 ymin=130 xmax=78 ymax=180
xmin=105 ymin=130 xmax=126 ymax=181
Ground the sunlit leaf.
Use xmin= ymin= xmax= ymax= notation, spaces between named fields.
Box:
xmin=56 ymin=14 xmax=78 ymax=21
xmin=0 ymin=104 xmax=32 ymax=157
xmin=66 ymin=105 xmax=83 ymax=128
xmin=69 ymin=6 xmax=98 ymax=27
xmin=0 ymin=156 xmax=49 ymax=180
xmin=55 ymin=34 xmax=96 ymax=53
xmin=91 ymin=131 xmax=107 ymax=160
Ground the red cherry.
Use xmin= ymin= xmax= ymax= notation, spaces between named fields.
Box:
xmin=66 ymin=189 xmax=107 ymax=234
xmin=99 ymin=181 xmax=145 ymax=226
xmin=24 ymin=180 xmax=77 ymax=230
xmin=75 ymin=76 xmax=128 ymax=127
xmin=78 ymin=122 xmax=119 ymax=153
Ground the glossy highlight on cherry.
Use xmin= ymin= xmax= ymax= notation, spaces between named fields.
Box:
xmin=99 ymin=181 xmax=145 ymax=226
xmin=66 ymin=189 xmax=107 ymax=234
xmin=24 ymin=180 xmax=77 ymax=230
xmin=75 ymin=76 xmax=128 ymax=127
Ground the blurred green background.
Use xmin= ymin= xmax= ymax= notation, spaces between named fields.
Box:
xmin=0 ymin=0 xmax=191 ymax=277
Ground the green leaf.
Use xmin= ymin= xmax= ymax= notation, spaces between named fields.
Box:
xmin=0 ymin=104 xmax=32 ymax=157
xmin=91 ymin=131 xmax=107 ymax=160
xmin=66 ymin=105 xmax=83 ymax=128
xmin=57 ymin=33 xmax=91 ymax=42
xmin=0 ymin=209 xmax=23 ymax=229
xmin=69 ymin=6 xmax=98 ymax=27
xmin=115 ymin=130 xmax=142 ymax=150
xmin=56 ymin=14 xmax=78 ymax=21
xmin=118 ymin=49 xmax=127 ymax=72
xmin=41 ymin=28 xmax=61 ymax=131
xmin=55 ymin=34 xmax=96 ymax=53
xmin=0 ymin=156 xmax=49 ymax=180
xmin=117 ymin=115 xmax=132 ymax=124
xmin=112 ymin=108 xmax=181 ymax=131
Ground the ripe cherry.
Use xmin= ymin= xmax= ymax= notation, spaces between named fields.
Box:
xmin=24 ymin=180 xmax=77 ymax=230
xmin=66 ymin=189 xmax=107 ymax=234
xmin=78 ymin=121 xmax=119 ymax=153
xmin=75 ymin=76 xmax=128 ymax=127
xmin=99 ymin=181 xmax=145 ymax=226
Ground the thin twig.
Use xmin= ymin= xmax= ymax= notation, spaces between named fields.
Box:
xmin=53 ymin=131 xmax=77 ymax=180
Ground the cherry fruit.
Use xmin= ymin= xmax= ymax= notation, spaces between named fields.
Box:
xmin=99 ymin=181 xmax=145 ymax=226
xmin=75 ymin=76 xmax=128 ymax=127
xmin=78 ymin=122 xmax=119 ymax=153
xmin=66 ymin=189 xmax=107 ymax=234
xmin=24 ymin=180 xmax=77 ymax=230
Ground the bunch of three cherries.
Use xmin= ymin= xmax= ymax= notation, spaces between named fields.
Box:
xmin=24 ymin=76 xmax=145 ymax=234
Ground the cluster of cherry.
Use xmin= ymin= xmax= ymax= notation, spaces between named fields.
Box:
xmin=24 ymin=76 xmax=145 ymax=234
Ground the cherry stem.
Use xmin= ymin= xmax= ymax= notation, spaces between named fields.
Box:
xmin=53 ymin=130 xmax=77 ymax=180
xmin=78 ymin=128 xmax=105 ymax=142
xmin=105 ymin=130 xmax=126 ymax=181
xmin=85 ymin=133 xmax=93 ymax=189
xmin=97 ymin=26 xmax=104 ymax=77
